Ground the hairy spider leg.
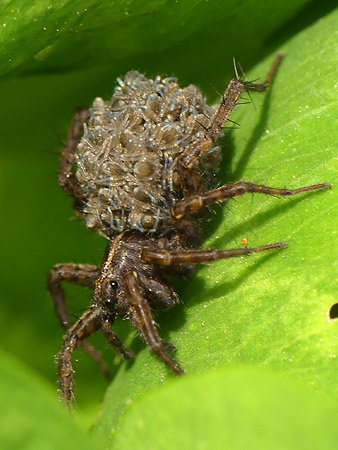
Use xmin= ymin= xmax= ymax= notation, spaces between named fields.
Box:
xmin=126 ymin=271 xmax=184 ymax=375
xmin=48 ymin=263 xmax=111 ymax=379
xmin=141 ymin=242 xmax=287 ymax=265
xmin=58 ymin=307 xmax=103 ymax=403
xmin=101 ymin=319 xmax=135 ymax=360
xmin=172 ymin=181 xmax=331 ymax=219
xmin=48 ymin=263 xmax=99 ymax=329
xmin=59 ymin=108 xmax=90 ymax=202
xmin=48 ymin=263 xmax=136 ymax=384
xmin=180 ymin=52 xmax=284 ymax=169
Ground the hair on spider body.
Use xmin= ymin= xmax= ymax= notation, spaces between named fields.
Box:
xmin=48 ymin=53 xmax=330 ymax=403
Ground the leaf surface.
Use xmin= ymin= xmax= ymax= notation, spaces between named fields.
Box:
xmin=113 ymin=367 xmax=338 ymax=450
xmin=0 ymin=348 xmax=103 ymax=450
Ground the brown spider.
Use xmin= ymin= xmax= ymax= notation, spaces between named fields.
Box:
xmin=48 ymin=53 xmax=329 ymax=403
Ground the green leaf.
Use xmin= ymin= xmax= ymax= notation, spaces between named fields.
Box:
xmin=96 ymin=5 xmax=338 ymax=441
xmin=0 ymin=0 xmax=309 ymax=78
xmin=0 ymin=348 xmax=103 ymax=450
xmin=112 ymin=367 xmax=338 ymax=450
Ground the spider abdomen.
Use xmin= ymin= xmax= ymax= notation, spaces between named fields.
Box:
xmin=75 ymin=71 xmax=220 ymax=237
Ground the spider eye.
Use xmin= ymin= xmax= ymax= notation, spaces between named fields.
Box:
xmin=104 ymin=280 xmax=119 ymax=311
xmin=110 ymin=280 xmax=118 ymax=289
xmin=103 ymin=279 xmax=119 ymax=299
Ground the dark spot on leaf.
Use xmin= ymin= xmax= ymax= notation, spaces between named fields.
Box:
xmin=328 ymin=303 xmax=338 ymax=320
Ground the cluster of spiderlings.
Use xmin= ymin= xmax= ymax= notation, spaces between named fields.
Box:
xmin=75 ymin=71 xmax=220 ymax=238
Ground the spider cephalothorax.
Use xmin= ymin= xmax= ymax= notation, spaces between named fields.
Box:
xmin=48 ymin=54 xmax=329 ymax=403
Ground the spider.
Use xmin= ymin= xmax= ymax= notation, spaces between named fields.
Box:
xmin=48 ymin=53 xmax=329 ymax=403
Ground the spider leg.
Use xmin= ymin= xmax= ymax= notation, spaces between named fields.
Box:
xmin=142 ymin=242 xmax=287 ymax=266
xmin=101 ymin=318 xmax=135 ymax=360
xmin=125 ymin=271 xmax=184 ymax=375
xmin=58 ymin=307 xmax=103 ymax=403
xmin=48 ymin=263 xmax=99 ymax=329
xmin=48 ymin=263 xmax=111 ymax=380
xmin=172 ymin=181 xmax=330 ymax=220
xmin=137 ymin=270 xmax=180 ymax=310
xmin=180 ymin=53 xmax=284 ymax=168
xmin=59 ymin=108 xmax=90 ymax=201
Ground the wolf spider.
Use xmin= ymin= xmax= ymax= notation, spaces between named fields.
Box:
xmin=48 ymin=53 xmax=329 ymax=403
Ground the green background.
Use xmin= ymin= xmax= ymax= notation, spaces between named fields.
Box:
xmin=0 ymin=0 xmax=338 ymax=448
